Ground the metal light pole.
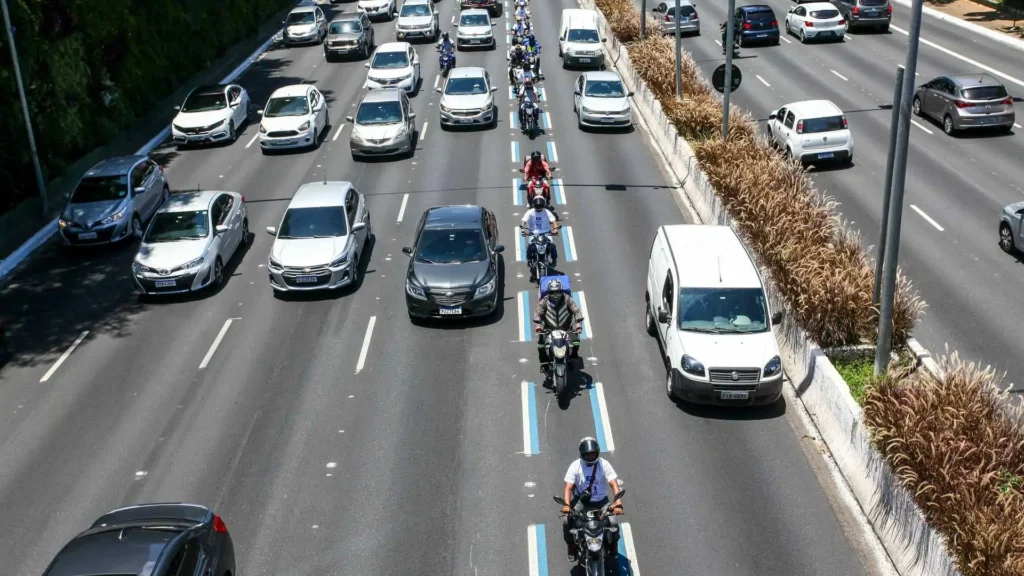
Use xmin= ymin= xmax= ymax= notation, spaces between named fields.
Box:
xmin=674 ymin=0 xmax=682 ymax=99
xmin=872 ymin=65 xmax=905 ymax=308
xmin=874 ymin=0 xmax=924 ymax=376
xmin=1 ymin=0 xmax=48 ymax=217
xmin=722 ymin=0 xmax=735 ymax=138
xmin=641 ymin=0 xmax=647 ymax=39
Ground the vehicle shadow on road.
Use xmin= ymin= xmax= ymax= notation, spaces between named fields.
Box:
xmin=671 ymin=395 xmax=787 ymax=420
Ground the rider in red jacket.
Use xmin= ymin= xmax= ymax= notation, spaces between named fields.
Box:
xmin=524 ymin=150 xmax=552 ymax=203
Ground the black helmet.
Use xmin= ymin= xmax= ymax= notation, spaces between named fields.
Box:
xmin=512 ymin=37 xmax=520 ymax=46
xmin=578 ymin=437 xmax=600 ymax=464
xmin=442 ymin=31 xmax=450 ymax=40
xmin=532 ymin=194 xmax=547 ymax=210
xmin=531 ymin=150 xmax=542 ymax=162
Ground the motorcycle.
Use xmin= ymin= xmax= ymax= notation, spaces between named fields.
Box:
xmin=543 ymin=328 xmax=577 ymax=397
xmin=511 ymin=63 xmax=525 ymax=87
xmin=438 ymin=48 xmax=455 ymax=76
xmin=526 ymin=53 xmax=540 ymax=78
xmin=525 ymin=230 xmax=557 ymax=282
xmin=526 ymin=175 xmax=551 ymax=205
xmin=721 ymin=28 xmax=739 ymax=58
xmin=521 ymin=101 xmax=539 ymax=138
xmin=554 ymin=490 xmax=626 ymax=575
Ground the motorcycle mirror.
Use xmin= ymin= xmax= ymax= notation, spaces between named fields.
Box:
xmin=553 ymin=496 xmax=567 ymax=505
xmin=518 ymin=168 xmax=525 ymax=172
xmin=401 ymin=247 xmax=413 ymax=256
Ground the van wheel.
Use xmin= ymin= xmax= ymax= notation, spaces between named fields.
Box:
xmin=666 ymin=370 xmax=677 ymax=400
xmin=645 ymin=303 xmax=657 ymax=336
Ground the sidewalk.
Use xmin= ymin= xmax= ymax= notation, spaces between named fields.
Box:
xmin=925 ymin=0 xmax=1024 ymax=39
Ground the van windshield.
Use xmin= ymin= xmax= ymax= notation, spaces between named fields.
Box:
xmin=677 ymin=287 xmax=769 ymax=333
xmin=567 ymin=29 xmax=600 ymax=42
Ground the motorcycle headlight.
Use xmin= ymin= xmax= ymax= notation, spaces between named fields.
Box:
xmin=406 ymin=279 xmax=427 ymax=299
xmin=475 ymin=276 xmax=496 ymax=298
xmin=586 ymin=536 xmax=602 ymax=552
xmin=763 ymin=355 xmax=782 ymax=378
xmin=682 ymin=354 xmax=706 ymax=377
xmin=179 ymin=256 xmax=205 ymax=271
xmin=99 ymin=206 xmax=127 ymax=225
xmin=552 ymin=345 xmax=568 ymax=359
xmin=259 ymin=123 xmax=267 ymax=134
xmin=299 ymin=120 xmax=311 ymax=131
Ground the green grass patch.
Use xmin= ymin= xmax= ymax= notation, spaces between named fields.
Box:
xmin=832 ymin=356 xmax=876 ymax=404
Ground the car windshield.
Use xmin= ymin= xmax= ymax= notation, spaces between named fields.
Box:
xmin=330 ymin=21 xmax=362 ymax=33
xmin=401 ymin=4 xmax=432 ymax=16
xmin=567 ymin=29 xmax=600 ymax=42
xmin=962 ymin=85 xmax=1009 ymax=100
xmin=669 ymin=6 xmax=696 ymax=17
xmin=144 ymin=211 xmax=209 ymax=242
xmin=446 ymin=77 xmax=488 ymax=95
xmin=287 ymin=12 xmax=316 ymax=24
xmin=264 ymin=96 xmax=309 ymax=117
xmin=748 ymin=9 xmax=775 ymax=20
xmin=72 ymin=175 xmax=128 ymax=203
xmin=278 ymin=206 xmax=348 ymax=238
xmin=585 ymin=80 xmax=626 ymax=97
xmin=372 ymin=51 xmax=410 ymax=68
xmin=461 ymin=14 xmax=490 ymax=25
xmin=809 ymin=8 xmax=840 ymax=18
xmin=803 ymin=115 xmax=845 ymax=133
xmin=356 ymin=101 xmax=404 ymax=125
xmin=415 ymin=229 xmax=487 ymax=264
xmin=181 ymin=91 xmax=227 ymax=112
xmin=678 ymin=288 xmax=769 ymax=333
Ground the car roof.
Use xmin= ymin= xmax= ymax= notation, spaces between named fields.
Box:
xmin=661 ymin=225 xmax=763 ymax=289
xmin=190 ymin=84 xmax=229 ymax=95
xmin=269 ymin=84 xmax=313 ymax=98
xmin=158 ymin=190 xmax=225 ymax=212
xmin=583 ymin=70 xmax=623 ymax=82
xmin=84 ymin=155 xmax=148 ymax=178
xmin=289 ymin=181 xmax=352 ymax=209
xmin=460 ymin=8 xmax=491 ymax=16
xmin=422 ymin=205 xmax=485 ymax=229
xmin=949 ymin=73 xmax=1003 ymax=87
xmin=44 ymin=528 xmax=179 ymax=576
xmin=785 ymin=99 xmax=842 ymax=117
xmin=801 ymin=2 xmax=838 ymax=9
xmin=377 ymin=41 xmax=410 ymax=53
xmin=290 ymin=5 xmax=318 ymax=13
xmin=740 ymin=4 xmax=773 ymax=11
xmin=448 ymin=66 xmax=487 ymax=79
xmin=360 ymin=88 xmax=404 ymax=103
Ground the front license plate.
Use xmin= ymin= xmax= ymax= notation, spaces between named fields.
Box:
xmin=818 ymin=152 xmax=835 ymax=159
xmin=457 ymin=118 xmax=473 ymax=123
xmin=77 ymin=232 xmax=97 ymax=240
xmin=188 ymin=136 xmax=205 ymax=142
xmin=601 ymin=117 xmax=615 ymax=122
xmin=439 ymin=306 xmax=463 ymax=315
xmin=154 ymin=280 xmax=176 ymax=288
xmin=720 ymin=390 xmax=749 ymax=400
xmin=578 ymin=58 xmax=591 ymax=63
xmin=295 ymin=275 xmax=318 ymax=283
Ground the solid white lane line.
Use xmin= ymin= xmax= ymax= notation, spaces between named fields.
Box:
xmin=714 ymin=39 xmax=722 ymax=47
xmin=420 ymin=121 xmax=429 ymax=142
xmin=397 ymin=193 xmax=410 ymax=223
xmin=527 ymin=525 xmax=542 ymax=576
xmin=355 ymin=316 xmax=377 ymax=374
xmin=593 ymin=382 xmax=615 ymax=452
xmin=565 ymin=225 xmax=578 ymax=261
xmin=332 ymin=123 xmax=346 ymax=141
xmin=578 ymin=291 xmax=594 ymax=339
xmin=40 ymin=331 xmax=89 ymax=382
xmin=910 ymin=119 xmax=934 ymax=134
xmin=910 ymin=204 xmax=945 ymax=231
xmin=434 ymin=75 xmax=441 ymax=90
xmin=756 ymin=74 xmax=771 ymax=87
xmin=517 ymin=291 xmax=527 ymax=341
xmin=522 ymin=381 xmax=532 ymax=455
xmin=199 ymin=319 xmax=236 ymax=369
xmin=830 ymin=69 xmax=848 ymax=81
xmin=890 ymin=24 xmax=1024 ymax=88
xmin=622 ymin=523 xmax=642 ymax=576
xmin=514 ymin=226 xmax=523 ymax=261
xmin=245 ymin=133 xmax=259 ymax=148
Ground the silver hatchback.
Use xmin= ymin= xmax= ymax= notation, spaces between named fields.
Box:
xmin=913 ymin=74 xmax=1015 ymax=135
xmin=347 ymin=89 xmax=417 ymax=159
xmin=652 ymin=1 xmax=700 ymax=35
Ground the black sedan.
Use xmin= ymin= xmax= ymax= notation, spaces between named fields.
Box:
xmin=403 ymin=205 xmax=504 ymax=320
xmin=42 ymin=503 xmax=235 ymax=576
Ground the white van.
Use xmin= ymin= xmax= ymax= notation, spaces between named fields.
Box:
xmin=645 ymin=225 xmax=784 ymax=406
xmin=558 ymin=9 xmax=606 ymax=69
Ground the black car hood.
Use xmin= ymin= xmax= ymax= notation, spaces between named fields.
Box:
xmin=410 ymin=259 xmax=492 ymax=290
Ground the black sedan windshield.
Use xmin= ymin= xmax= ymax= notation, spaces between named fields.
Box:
xmin=72 ymin=176 xmax=128 ymax=203
xmin=415 ymin=229 xmax=487 ymax=263
xmin=145 ymin=211 xmax=209 ymax=242
xmin=278 ymin=207 xmax=348 ymax=238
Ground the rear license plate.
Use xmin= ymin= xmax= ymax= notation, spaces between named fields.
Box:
xmin=77 ymin=232 xmax=97 ymax=240
xmin=439 ymin=306 xmax=463 ymax=315
xmin=867 ymin=11 xmax=878 ymax=16
xmin=980 ymin=117 xmax=999 ymax=124
xmin=295 ymin=275 xmax=318 ymax=283
xmin=818 ymin=152 xmax=835 ymax=159
xmin=154 ymin=280 xmax=176 ymax=288
xmin=756 ymin=33 xmax=767 ymax=37
xmin=578 ymin=58 xmax=591 ymax=63
xmin=720 ymin=391 xmax=749 ymax=400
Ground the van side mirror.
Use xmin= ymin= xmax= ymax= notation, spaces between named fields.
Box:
xmin=772 ymin=311 xmax=783 ymax=325
xmin=657 ymin=308 xmax=670 ymax=324
xmin=768 ymin=113 xmax=777 ymax=120
xmin=174 ymin=105 xmax=181 ymax=111
xmin=266 ymin=226 xmax=277 ymax=236
xmin=628 ymin=91 xmax=635 ymax=97
xmin=409 ymin=112 xmax=416 ymax=119
xmin=601 ymin=37 xmax=607 ymax=42
xmin=491 ymin=86 xmax=498 ymax=92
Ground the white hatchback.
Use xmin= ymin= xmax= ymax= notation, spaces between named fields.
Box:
xmin=257 ymin=84 xmax=330 ymax=152
xmin=785 ymin=3 xmax=845 ymax=43
xmin=766 ymin=100 xmax=853 ymax=165
xmin=364 ymin=42 xmax=421 ymax=93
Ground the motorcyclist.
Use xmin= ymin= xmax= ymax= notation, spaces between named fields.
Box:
xmin=524 ymin=150 xmax=551 ymax=203
xmin=521 ymin=61 xmax=536 ymax=86
xmin=508 ymin=41 xmax=526 ymax=84
xmin=515 ymin=5 xmax=530 ymax=22
xmin=523 ymin=33 xmax=542 ymax=77
xmin=513 ymin=16 xmax=530 ymax=38
xmin=720 ymin=22 xmax=737 ymax=54
xmin=533 ymin=277 xmax=583 ymax=367
xmin=520 ymin=195 xmax=559 ymax=280
xmin=517 ymin=77 xmax=540 ymax=131
xmin=436 ymin=32 xmax=456 ymax=67
xmin=561 ymin=437 xmax=623 ymax=561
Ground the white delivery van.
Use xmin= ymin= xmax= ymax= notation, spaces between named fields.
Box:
xmin=645 ymin=225 xmax=784 ymax=406
xmin=558 ymin=9 xmax=606 ymax=69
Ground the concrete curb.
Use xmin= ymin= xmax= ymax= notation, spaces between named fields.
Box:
xmin=0 ymin=22 xmax=288 ymax=284
xmin=893 ymin=0 xmax=1024 ymax=54
xmin=582 ymin=3 xmax=960 ymax=574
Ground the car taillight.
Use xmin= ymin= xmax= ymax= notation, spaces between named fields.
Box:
xmin=805 ymin=20 xmax=814 ymax=26
xmin=213 ymin=515 xmax=228 ymax=533
xmin=954 ymin=100 xmax=969 ymax=108
xmin=770 ymin=20 xmax=777 ymax=26
xmin=692 ymin=11 xmax=698 ymax=19
xmin=742 ymin=22 xmax=752 ymax=30
xmin=796 ymin=120 xmax=804 ymax=134
xmin=665 ymin=14 xmax=671 ymax=21
xmin=1002 ymin=97 xmax=1013 ymax=105
xmin=852 ymin=6 xmax=859 ymax=14
xmin=241 ymin=195 xmax=247 ymax=202
xmin=887 ymin=5 xmax=892 ymax=13
xmin=842 ymin=115 xmax=848 ymax=128
xmin=838 ymin=19 xmax=845 ymax=24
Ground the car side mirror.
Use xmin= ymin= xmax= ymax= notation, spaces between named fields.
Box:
xmin=435 ymin=87 xmax=443 ymax=93
xmin=409 ymin=112 xmax=416 ymax=119
xmin=1016 ymin=208 xmax=1024 ymax=216
xmin=133 ymin=186 xmax=146 ymax=195
xmin=346 ymin=115 xmax=354 ymax=122
xmin=601 ymin=37 xmax=607 ymax=42
xmin=352 ymin=221 xmax=366 ymax=231
xmin=490 ymin=86 xmax=498 ymax=92
xmin=266 ymin=226 xmax=277 ymax=236
xmin=494 ymin=244 xmax=505 ymax=253
xmin=492 ymin=21 xmax=497 ymax=25
xmin=771 ymin=311 xmax=783 ymax=325
xmin=63 ymin=190 xmax=71 ymax=200
xmin=257 ymin=109 xmax=264 ymax=115
xmin=174 ymin=105 xmax=181 ymax=111
xmin=401 ymin=246 xmax=413 ymax=256
xmin=657 ymin=308 xmax=670 ymax=324
xmin=573 ymin=90 xmax=580 ymax=96
xmin=768 ymin=113 xmax=777 ymax=120
xmin=628 ymin=91 xmax=635 ymax=97
xmin=434 ymin=9 xmax=439 ymax=14
xmin=365 ymin=62 xmax=371 ymax=68
xmin=215 ymin=224 xmax=230 ymax=235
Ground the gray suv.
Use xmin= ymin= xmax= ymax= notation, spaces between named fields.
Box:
xmin=325 ymin=13 xmax=376 ymax=60
xmin=830 ymin=0 xmax=890 ymax=32
xmin=913 ymin=74 xmax=1015 ymax=135
xmin=57 ymin=156 xmax=169 ymax=246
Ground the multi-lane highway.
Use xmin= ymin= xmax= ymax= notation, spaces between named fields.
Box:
xmin=654 ymin=0 xmax=1024 ymax=387
xmin=1 ymin=0 xmax=888 ymax=574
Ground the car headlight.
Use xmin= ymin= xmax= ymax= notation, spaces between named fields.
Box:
xmin=259 ymin=124 xmax=267 ymax=134
xmin=474 ymin=276 xmax=496 ymax=297
xmin=132 ymin=261 xmax=151 ymax=274
xmin=206 ymin=119 xmax=226 ymax=131
xmin=350 ymin=130 xmax=362 ymax=141
xmin=682 ymin=354 xmax=705 ymax=377
xmin=763 ymin=355 xmax=782 ymax=378
xmin=58 ymin=218 xmax=71 ymax=229
xmin=581 ymin=106 xmax=596 ymax=114
xmin=394 ymin=126 xmax=409 ymax=139
xmin=399 ymin=72 xmax=413 ymax=80
xmin=268 ymin=257 xmax=283 ymax=270
xmin=99 ymin=206 xmax=127 ymax=225
xmin=179 ymin=256 xmax=205 ymax=270
xmin=406 ymin=279 xmax=427 ymax=299
xmin=329 ymin=245 xmax=352 ymax=268
xmin=586 ymin=536 xmax=602 ymax=552
xmin=440 ymin=103 xmax=451 ymax=113
xmin=299 ymin=121 xmax=311 ymax=131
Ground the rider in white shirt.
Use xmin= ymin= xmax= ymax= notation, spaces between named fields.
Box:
xmin=520 ymin=195 xmax=559 ymax=279
xmin=561 ymin=437 xmax=624 ymax=561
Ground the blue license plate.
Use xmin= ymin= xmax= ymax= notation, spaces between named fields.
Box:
xmin=296 ymin=275 xmax=318 ymax=283
xmin=818 ymin=152 xmax=834 ymax=159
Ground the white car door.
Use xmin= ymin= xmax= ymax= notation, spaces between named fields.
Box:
xmin=573 ymin=75 xmax=584 ymax=110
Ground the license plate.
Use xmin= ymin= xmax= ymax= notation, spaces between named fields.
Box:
xmin=77 ymin=232 xmax=97 ymax=240
xmin=818 ymin=152 xmax=834 ymax=159
xmin=720 ymin=390 xmax=749 ymax=400
xmin=980 ymin=117 xmax=999 ymax=124
xmin=154 ymin=280 xmax=176 ymax=288
xmin=457 ymin=118 xmax=473 ymax=123
xmin=439 ymin=306 xmax=463 ymax=315
xmin=867 ymin=11 xmax=878 ymax=16
xmin=601 ymin=117 xmax=615 ymax=122
xmin=756 ymin=33 xmax=767 ymax=37
xmin=470 ymin=39 xmax=481 ymax=43
xmin=188 ymin=136 xmax=205 ymax=142
xmin=578 ymin=58 xmax=590 ymax=63
xmin=295 ymin=275 xmax=318 ymax=283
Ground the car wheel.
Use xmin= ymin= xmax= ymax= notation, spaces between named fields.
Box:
xmin=325 ymin=50 xmax=334 ymax=62
xmin=645 ymin=301 xmax=657 ymax=336
xmin=1000 ymin=223 xmax=1016 ymax=253
xmin=351 ymin=252 xmax=362 ymax=285
xmin=666 ymin=370 xmax=677 ymax=400
xmin=785 ymin=145 xmax=794 ymax=161
xmin=799 ymin=29 xmax=806 ymax=43
xmin=363 ymin=43 xmax=370 ymax=59
xmin=162 ymin=185 xmax=170 ymax=204
xmin=213 ymin=257 xmax=224 ymax=287
xmin=844 ymin=19 xmax=850 ymax=34
xmin=577 ymin=111 xmax=584 ymax=131
xmin=912 ymin=96 xmax=922 ymax=116
xmin=943 ymin=114 xmax=955 ymax=135
xmin=131 ymin=214 xmax=143 ymax=239
xmin=228 ymin=121 xmax=236 ymax=142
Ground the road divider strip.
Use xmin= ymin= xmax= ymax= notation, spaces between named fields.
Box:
xmin=515 ymin=226 xmax=525 ymax=261
xmin=518 ymin=291 xmax=533 ymax=342
xmin=39 ymin=330 xmax=89 ymax=383
xmin=553 ymin=178 xmax=566 ymax=205
xmin=573 ymin=291 xmax=592 ymax=339
xmin=560 ymin=226 xmax=576 ymax=262
xmin=512 ymin=141 xmax=521 ymax=163
xmin=509 ymin=85 xmax=517 ymax=100
xmin=522 ymin=380 xmax=541 ymax=455
xmin=527 ymin=524 xmax=549 ymax=576
xmin=589 ymin=381 xmax=616 ymax=452
xmin=199 ymin=319 xmax=238 ymax=370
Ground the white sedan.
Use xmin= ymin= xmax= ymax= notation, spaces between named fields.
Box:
xmin=172 ymin=84 xmax=250 ymax=146
xmin=257 ymin=84 xmax=330 ymax=152
xmin=785 ymin=3 xmax=845 ymax=43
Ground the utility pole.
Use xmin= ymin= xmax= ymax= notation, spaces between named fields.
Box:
xmin=641 ymin=0 xmax=647 ymax=39
xmin=1 ymin=0 xmax=48 ymax=217
xmin=674 ymin=0 xmax=682 ymax=99
xmin=875 ymin=0 xmax=924 ymax=376
xmin=722 ymin=0 xmax=735 ymax=138
xmin=872 ymin=65 xmax=905 ymax=308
